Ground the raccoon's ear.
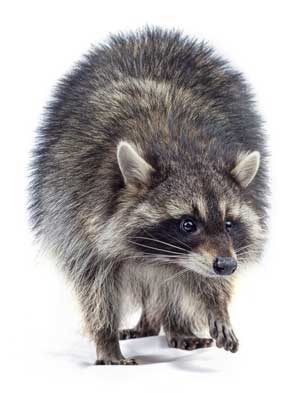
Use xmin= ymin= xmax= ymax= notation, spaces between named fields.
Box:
xmin=117 ymin=141 xmax=154 ymax=188
xmin=231 ymin=151 xmax=260 ymax=188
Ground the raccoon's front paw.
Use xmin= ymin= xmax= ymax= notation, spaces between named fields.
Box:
xmin=167 ymin=335 xmax=213 ymax=350
xmin=95 ymin=358 xmax=138 ymax=365
xmin=208 ymin=316 xmax=239 ymax=353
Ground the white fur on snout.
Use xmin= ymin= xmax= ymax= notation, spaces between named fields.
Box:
xmin=175 ymin=254 xmax=216 ymax=278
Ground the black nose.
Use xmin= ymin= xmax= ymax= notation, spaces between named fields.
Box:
xmin=213 ymin=257 xmax=237 ymax=276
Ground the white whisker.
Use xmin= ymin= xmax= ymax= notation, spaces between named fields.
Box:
xmin=161 ymin=231 xmax=192 ymax=251
xmin=142 ymin=228 xmax=192 ymax=251
xmin=161 ymin=268 xmax=190 ymax=284
xmin=235 ymin=244 xmax=253 ymax=253
xmin=128 ymin=240 xmax=184 ymax=255
xmin=131 ymin=236 xmax=188 ymax=252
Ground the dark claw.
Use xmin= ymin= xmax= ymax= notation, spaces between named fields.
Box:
xmin=170 ymin=338 xmax=177 ymax=348
xmin=210 ymin=321 xmax=218 ymax=339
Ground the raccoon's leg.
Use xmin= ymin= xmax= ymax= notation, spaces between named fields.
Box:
xmin=119 ymin=308 xmax=161 ymax=340
xmin=203 ymin=281 xmax=239 ymax=353
xmin=77 ymin=264 xmax=137 ymax=365
xmin=163 ymin=309 xmax=213 ymax=350
xmin=94 ymin=328 xmax=138 ymax=365
xmin=119 ymin=288 xmax=161 ymax=340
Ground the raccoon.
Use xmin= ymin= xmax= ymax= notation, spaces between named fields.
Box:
xmin=29 ymin=28 xmax=268 ymax=365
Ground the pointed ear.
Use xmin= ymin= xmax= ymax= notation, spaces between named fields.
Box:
xmin=117 ymin=141 xmax=154 ymax=188
xmin=231 ymin=151 xmax=260 ymax=188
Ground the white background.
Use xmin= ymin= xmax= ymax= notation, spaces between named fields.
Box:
xmin=1 ymin=1 xmax=299 ymax=392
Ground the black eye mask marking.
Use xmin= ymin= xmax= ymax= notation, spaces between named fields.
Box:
xmin=130 ymin=217 xmax=203 ymax=256
xmin=224 ymin=218 xmax=240 ymax=234
xmin=130 ymin=214 xmax=252 ymax=260
xmin=224 ymin=219 xmax=252 ymax=255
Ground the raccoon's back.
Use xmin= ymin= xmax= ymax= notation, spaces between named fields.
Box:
xmin=33 ymin=27 xmax=261 ymax=145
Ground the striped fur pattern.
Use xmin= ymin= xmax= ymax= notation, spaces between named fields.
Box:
xmin=29 ymin=27 xmax=268 ymax=364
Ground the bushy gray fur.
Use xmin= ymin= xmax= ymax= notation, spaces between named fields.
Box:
xmin=29 ymin=27 xmax=268 ymax=364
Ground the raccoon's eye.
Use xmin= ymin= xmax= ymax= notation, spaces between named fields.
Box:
xmin=225 ymin=220 xmax=233 ymax=232
xmin=180 ymin=218 xmax=197 ymax=234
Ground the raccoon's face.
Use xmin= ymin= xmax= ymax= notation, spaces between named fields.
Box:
xmin=117 ymin=141 xmax=264 ymax=278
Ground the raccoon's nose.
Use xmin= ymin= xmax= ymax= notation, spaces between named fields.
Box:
xmin=213 ymin=257 xmax=237 ymax=276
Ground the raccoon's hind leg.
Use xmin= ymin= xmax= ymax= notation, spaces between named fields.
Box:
xmin=119 ymin=287 xmax=161 ymax=340
xmin=76 ymin=260 xmax=137 ymax=365
xmin=119 ymin=308 xmax=161 ymax=340
xmin=163 ymin=310 xmax=213 ymax=350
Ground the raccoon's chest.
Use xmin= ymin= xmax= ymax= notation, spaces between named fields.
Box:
xmin=120 ymin=263 xmax=208 ymax=330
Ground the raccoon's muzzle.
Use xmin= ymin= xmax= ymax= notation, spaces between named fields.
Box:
xmin=213 ymin=257 xmax=237 ymax=276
